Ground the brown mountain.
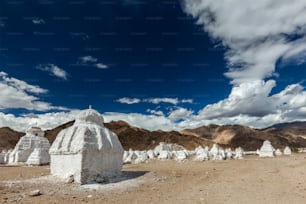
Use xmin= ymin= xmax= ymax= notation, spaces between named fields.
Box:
xmin=0 ymin=127 xmax=24 ymax=151
xmin=104 ymin=120 xmax=212 ymax=150
xmin=0 ymin=120 xmax=211 ymax=151
xmin=45 ymin=121 xmax=74 ymax=144
xmin=184 ymin=124 xmax=306 ymax=150
xmin=2 ymin=121 xmax=306 ymax=151
xmin=44 ymin=120 xmax=212 ymax=150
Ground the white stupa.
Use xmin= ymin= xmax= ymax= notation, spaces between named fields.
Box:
xmin=283 ymin=146 xmax=292 ymax=155
xmin=234 ymin=147 xmax=244 ymax=159
xmin=26 ymin=147 xmax=50 ymax=165
xmin=259 ymin=140 xmax=275 ymax=157
xmin=49 ymin=108 xmax=124 ymax=184
xmin=275 ymin=149 xmax=282 ymax=156
xmin=173 ymin=151 xmax=187 ymax=161
xmin=8 ymin=127 xmax=50 ymax=164
xmin=209 ymin=144 xmax=219 ymax=160
xmin=194 ymin=147 xmax=209 ymax=161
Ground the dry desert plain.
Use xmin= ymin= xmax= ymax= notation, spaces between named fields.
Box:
xmin=1 ymin=154 xmax=306 ymax=204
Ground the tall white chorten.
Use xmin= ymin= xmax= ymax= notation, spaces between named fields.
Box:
xmin=259 ymin=140 xmax=275 ymax=157
xmin=49 ymin=108 xmax=124 ymax=184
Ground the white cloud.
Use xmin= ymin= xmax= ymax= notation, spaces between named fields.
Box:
xmin=36 ymin=64 xmax=68 ymax=80
xmin=103 ymin=112 xmax=177 ymax=131
xmin=32 ymin=18 xmax=45 ymax=25
xmin=181 ymin=99 xmax=193 ymax=104
xmin=144 ymin=98 xmax=179 ymax=105
xmin=147 ymin=109 xmax=164 ymax=116
xmin=0 ymin=110 xmax=79 ymax=132
xmin=182 ymin=0 xmax=306 ymax=84
xmin=0 ymin=71 xmax=47 ymax=94
xmin=116 ymin=97 xmax=141 ymax=104
xmin=2 ymin=88 xmax=306 ymax=131
xmin=180 ymin=0 xmax=306 ymax=126
xmin=194 ymin=80 xmax=306 ymax=128
xmin=117 ymin=97 xmax=194 ymax=105
xmin=168 ymin=107 xmax=193 ymax=121
xmin=80 ymin=56 xmax=98 ymax=63
xmin=0 ymin=71 xmax=67 ymax=111
xmin=78 ymin=56 xmax=108 ymax=69
xmin=198 ymin=80 xmax=276 ymax=119
xmin=0 ymin=110 xmax=177 ymax=132
xmin=95 ymin=63 xmax=108 ymax=69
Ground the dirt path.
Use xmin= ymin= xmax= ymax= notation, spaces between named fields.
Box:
xmin=1 ymin=154 xmax=306 ymax=204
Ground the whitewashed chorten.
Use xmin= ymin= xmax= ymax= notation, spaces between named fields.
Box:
xmin=8 ymin=127 xmax=50 ymax=164
xmin=259 ymin=140 xmax=275 ymax=157
xmin=49 ymin=108 xmax=124 ymax=184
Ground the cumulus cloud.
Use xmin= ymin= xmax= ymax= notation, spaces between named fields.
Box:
xmin=0 ymin=71 xmax=67 ymax=111
xmin=116 ymin=97 xmax=194 ymax=105
xmin=195 ymin=80 xmax=306 ymax=128
xmin=0 ymin=111 xmax=79 ymax=132
xmin=147 ymin=109 xmax=164 ymax=116
xmin=181 ymin=99 xmax=193 ymax=104
xmin=32 ymin=18 xmax=45 ymax=25
xmin=78 ymin=56 xmax=108 ymax=69
xmin=79 ymin=56 xmax=98 ymax=63
xmin=95 ymin=63 xmax=108 ymax=69
xmin=144 ymin=98 xmax=179 ymax=105
xmin=198 ymin=80 xmax=276 ymax=119
xmin=116 ymin=97 xmax=141 ymax=104
xmin=0 ymin=110 xmax=178 ymax=132
xmin=181 ymin=0 xmax=306 ymax=125
xmin=103 ymin=112 xmax=178 ymax=131
xmin=168 ymin=107 xmax=193 ymax=121
xmin=183 ymin=0 xmax=306 ymax=84
xmin=2 ymin=92 xmax=306 ymax=132
xmin=36 ymin=64 xmax=68 ymax=80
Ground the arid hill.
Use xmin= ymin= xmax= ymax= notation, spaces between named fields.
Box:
xmin=184 ymin=124 xmax=306 ymax=150
xmin=2 ymin=121 xmax=306 ymax=151
xmin=44 ymin=120 xmax=212 ymax=150
xmin=265 ymin=121 xmax=306 ymax=129
xmin=0 ymin=127 xmax=24 ymax=151
xmin=104 ymin=120 xmax=212 ymax=150
xmin=45 ymin=121 xmax=74 ymax=144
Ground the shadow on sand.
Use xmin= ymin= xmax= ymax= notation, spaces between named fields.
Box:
xmin=106 ymin=170 xmax=149 ymax=184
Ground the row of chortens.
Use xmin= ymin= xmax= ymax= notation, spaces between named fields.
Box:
xmin=0 ymin=106 xmax=293 ymax=185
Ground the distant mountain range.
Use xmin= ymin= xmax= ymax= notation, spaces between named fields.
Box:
xmin=1 ymin=120 xmax=306 ymax=151
xmin=264 ymin=121 xmax=306 ymax=129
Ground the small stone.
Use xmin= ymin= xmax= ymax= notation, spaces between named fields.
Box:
xmin=66 ymin=175 xmax=74 ymax=184
xmin=87 ymin=195 xmax=92 ymax=198
xmin=29 ymin=190 xmax=41 ymax=197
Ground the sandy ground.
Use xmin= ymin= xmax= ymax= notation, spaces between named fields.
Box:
xmin=1 ymin=154 xmax=306 ymax=204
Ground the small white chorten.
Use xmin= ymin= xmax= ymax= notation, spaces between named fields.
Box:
xmin=234 ymin=147 xmax=244 ymax=159
xmin=49 ymin=108 xmax=124 ymax=184
xmin=26 ymin=147 xmax=50 ymax=165
xmin=275 ymin=149 xmax=282 ymax=156
xmin=8 ymin=127 xmax=50 ymax=164
xmin=259 ymin=140 xmax=275 ymax=157
xmin=283 ymin=146 xmax=292 ymax=155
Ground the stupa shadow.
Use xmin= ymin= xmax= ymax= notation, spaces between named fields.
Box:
xmin=106 ymin=170 xmax=149 ymax=184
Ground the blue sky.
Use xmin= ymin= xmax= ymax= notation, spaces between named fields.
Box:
xmin=1 ymin=0 xmax=306 ymax=131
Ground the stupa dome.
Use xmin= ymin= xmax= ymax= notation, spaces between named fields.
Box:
xmin=26 ymin=127 xmax=45 ymax=137
xmin=75 ymin=108 xmax=104 ymax=126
